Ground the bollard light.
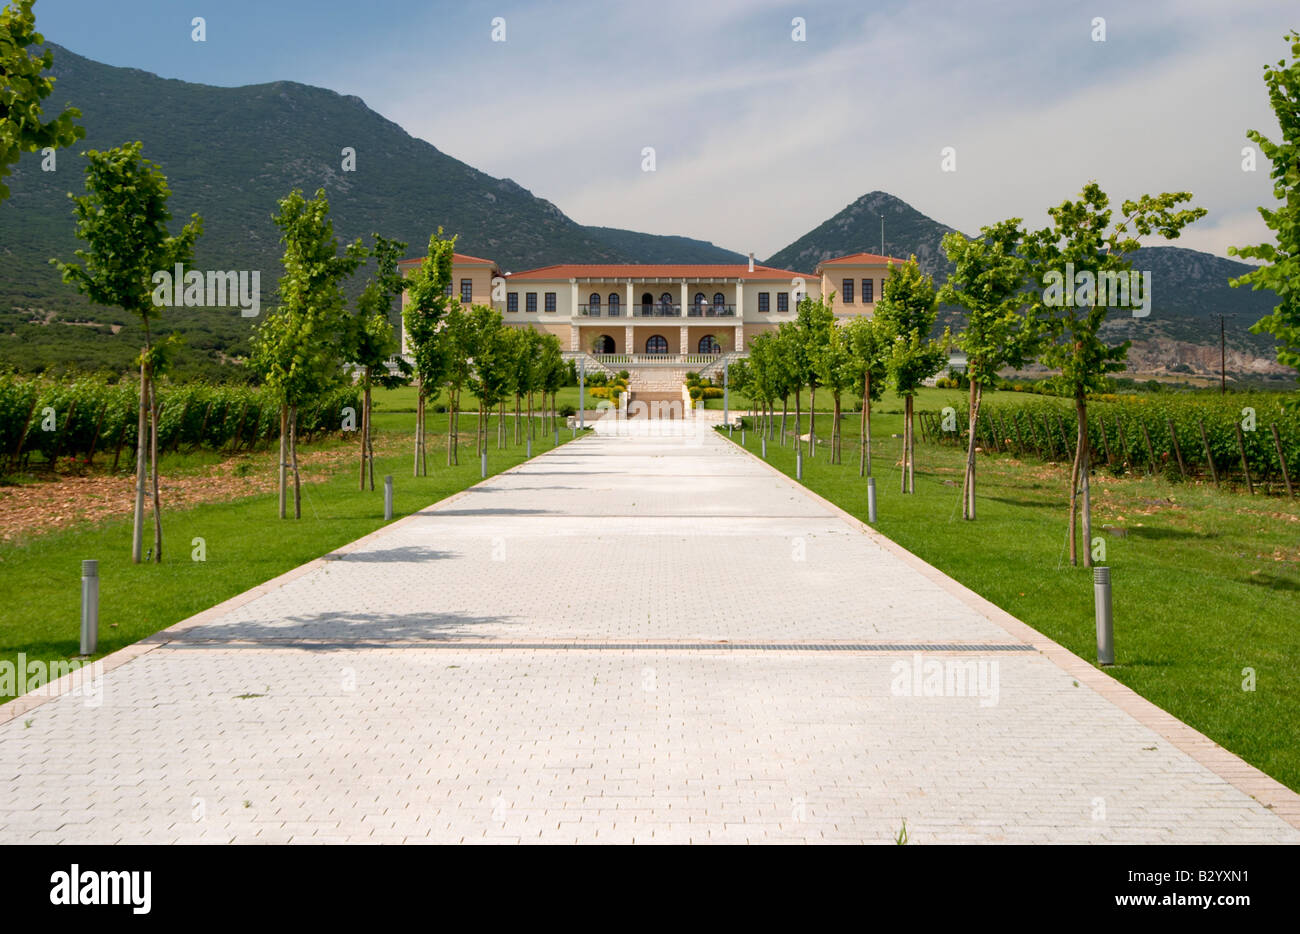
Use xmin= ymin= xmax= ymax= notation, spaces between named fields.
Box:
xmin=796 ymin=448 xmax=803 ymax=481
xmin=527 ymin=437 xmax=532 ymax=458
xmin=383 ymin=475 xmax=393 ymax=520
xmin=80 ymin=559 xmax=98 ymax=657
xmin=481 ymin=451 xmax=487 ymax=478
xmin=1094 ymin=566 xmax=1114 ymax=666
xmin=867 ymin=477 xmax=877 ymax=523
xmin=761 ymin=437 xmax=767 ymax=459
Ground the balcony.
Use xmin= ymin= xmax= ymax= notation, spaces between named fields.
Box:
xmin=633 ymin=304 xmax=681 ymax=318
xmin=578 ymin=304 xmax=623 ymax=317
xmin=687 ymin=304 xmax=736 ymax=317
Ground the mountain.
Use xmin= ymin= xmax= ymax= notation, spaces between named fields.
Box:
xmin=0 ymin=44 xmax=739 ymax=377
xmin=582 ymin=227 xmax=746 ymax=264
xmin=766 ymin=192 xmax=1286 ymax=376
xmin=765 ymin=191 xmax=959 ymax=278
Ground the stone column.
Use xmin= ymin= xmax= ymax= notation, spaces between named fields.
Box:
xmin=679 ymin=325 xmax=689 ymax=356
xmin=624 ymin=323 xmax=634 ymax=355
xmin=570 ymin=324 xmax=579 ymax=352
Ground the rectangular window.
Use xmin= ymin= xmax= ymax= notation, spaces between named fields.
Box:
xmin=758 ymin=292 xmax=770 ymax=313
xmin=862 ymin=278 xmax=874 ymax=303
xmin=443 ymin=283 xmax=453 ymax=297
xmin=460 ymin=279 xmax=473 ymax=303
xmin=777 ymin=292 xmax=789 ymax=313
xmin=544 ymin=292 xmax=557 ymax=312
xmin=526 ymin=292 xmax=537 ymax=313
xmin=507 ymin=292 xmax=519 ymax=313
xmin=842 ymin=278 xmax=855 ymax=303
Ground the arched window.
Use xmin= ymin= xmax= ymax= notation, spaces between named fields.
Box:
xmin=698 ymin=335 xmax=720 ymax=354
xmin=646 ymin=334 xmax=668 ymax=354
xmin=608 ymin=293 xmax=621 ymax=316
xmin=641 ymin=292 xmax=654 ymax=316
xmin=659 ymin=292 xmax=674 ymax=316
xmin=693 ymin=292 xmax=707 ymax=314
xmin=588 ymin=293 xmax=601 ymax=315
xmin=596 ymin=334 xmax=615 ymax=354
xmin=712 ymin=292 xmax=726 ymax=316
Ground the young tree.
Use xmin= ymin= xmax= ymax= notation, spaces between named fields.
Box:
xmin=516 ymin=327 xmax=544 ymax=441
xmin=844 ymin=315 xmax=890 ymax=478
xmin=1230 ymin=31 xmax=1300 ymax=378
xmin=403 ymin=228 xmax=456 ymax=475
xmin=1024 ymin=183 xmax=1204 ymax=565
xmin=440 ymin=301 xmax=474 ymax=465
xmin=537 ymin=334 xmax=565 ymax=433
xmin=51 ymin=141 xmax=201 ymax=562
xmin=795 ymin=294 xmax=836 ymax=457
xmin=745 ymin=333 xmax=778 ymax=439
xmin=252 ymin=188 xmax=364 ymax=518
xmin=465 ymin=305 xmax=510 ymax=457
xmin=811 ymin=319 xmax=855 ymax=463
xmin=776 ymin=321 xmax=808 ymax=446
xmin=939 ymin=219 xmax=1037 ymax=519
xmin=1 ymin=0 xmax=83 ymax=205
xmin=509 ymin=328 xmax=539 ymax=445
xmin=348 ymin=233 xmax=410 ymax=490
xmin=876 ymin=258 xmax=946 ymax=493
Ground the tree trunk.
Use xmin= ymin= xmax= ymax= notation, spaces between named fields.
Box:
xmin=290 ymin=405 xmax=301 ymax=519
xmin=278 ymin=405 xmax=288 ymax=518
xmin=808 ymin=385 xmax=817 ymax=457
xmin=132 ymin=356 xmax=148 ymax=563
xmin=902 ymin=395 xmax=915 ymax=494
xmin=858 ymin=374 xmax=868 ymax=477
xmin=781 ymin=398 xmax=788 ymax=445
xmin=360 ymin=372 xmax=369 ymax=491
xmin=148 ymin=377 xmax=163 ymax=562
xmin=1078 ymin=397 xmax=1092 ymax=568
xmin=832 ymin=394 xmax=841 ymax=463
xmin=962 ymin=381 xmax=982 ymax=520
xmin=794 ymin=390 xmax=801 ymax=446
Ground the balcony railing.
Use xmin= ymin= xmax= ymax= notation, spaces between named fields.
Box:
xmin=632 ymin=304 xmax=681 ymax=318
xmin=687 ymin=304 xmax=736 ymax=317
xmin=576 ymin=303 xmax=738 ymax=318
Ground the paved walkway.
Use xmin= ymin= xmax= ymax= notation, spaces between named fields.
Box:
xmin=2 ymin=418 xmax=1297 ymax=843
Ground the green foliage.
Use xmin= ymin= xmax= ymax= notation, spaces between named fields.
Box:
xmin=252 ymin=188 xmax=364 ymax=408
xmin=925 ymin=392 xmax=1300 ymax=488
xmin=348 ymin=232 xmax=410 ymax=389
xmin=843 ymin=315 xmax=890 ymax=402
xmin=0 ymin=0 xmax=83 ymax=202
xmin=1229 ymin=31 xmax=1300 ymax=376
xmin=0 ymin=371 xmax=359 ymax=470
xmin=939 ymin=219 xmax=1037 ymax=386
xmin=876 ymin=258 xmax=947 ymax=397
xmin=1024 ymin=182 xmax=1205 ymax=401
xmin=402 ymin=227 xmax=455 ymax=396
xmin=50 ymin=141 xmax=201 ymax=332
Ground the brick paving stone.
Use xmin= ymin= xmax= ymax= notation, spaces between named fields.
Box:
xmin=0 ymin=419 xmax=1296 ymax=843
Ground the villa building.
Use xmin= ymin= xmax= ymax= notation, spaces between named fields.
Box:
xmin=397 ymin=249 xmax=908 ymax=397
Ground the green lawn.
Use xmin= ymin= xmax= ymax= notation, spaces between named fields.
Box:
xmin=721 ymin=396 xmax=1300 ymax=790
xmin=0 ymin=394 xmax=576 ymax=696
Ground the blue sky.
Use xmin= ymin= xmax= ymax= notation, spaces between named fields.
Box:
xmin=32 ymin=0 xmax=1294 ymax=260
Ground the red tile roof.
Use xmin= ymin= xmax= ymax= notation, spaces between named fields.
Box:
xmin=397 ymin=252 xmax=498 ymax=267
xmin=815 ymin=252 xmax=909 ymax=270
xmin=504 ymin=263 xmax=813 ymax=281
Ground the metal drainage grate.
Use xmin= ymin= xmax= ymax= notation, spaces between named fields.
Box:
xmin=168 ymin=640 xmax=1035 ymax=652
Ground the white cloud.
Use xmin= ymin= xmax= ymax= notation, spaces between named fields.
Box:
xmin=339 ymin=0 xmax=1295 ymax=260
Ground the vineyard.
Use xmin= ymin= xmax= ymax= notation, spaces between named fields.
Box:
xmin=919 ymin=393 xmax=1300 ymax=496
xmin=0 ymin=373 xmax=360 ymax=474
